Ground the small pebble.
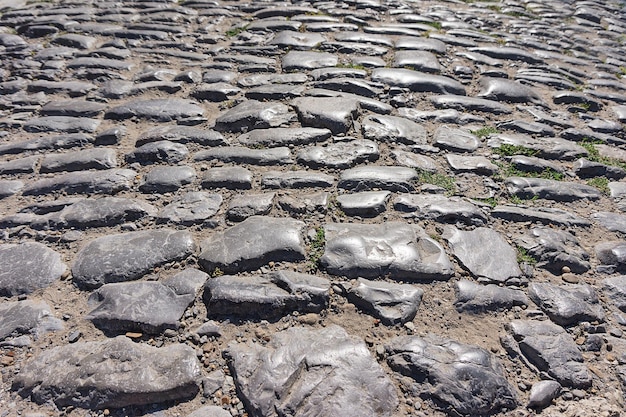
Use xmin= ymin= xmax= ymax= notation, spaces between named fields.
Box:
xmin=562 ymin=273 xmax=579 ymax=284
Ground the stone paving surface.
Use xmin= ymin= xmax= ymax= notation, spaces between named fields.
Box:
xmin=1 ymin=0 xmax=626 ymax=416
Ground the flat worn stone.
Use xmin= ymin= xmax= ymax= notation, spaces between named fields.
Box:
xmin=574 ymin=158 xmax=626 ymax=180
xmin=186 ymin=406 xmax=231 ymax=417
xmin=469 ymin=46 xmax=542 ymax=64
xmin=199 ymin=216 xmax=305 ymax=274
xmin=262 ymin=170 xmax=335 ymax=189
xmin=192 ymin=83 xmax=240 ymax=102
xmin=0 ymin=155 xmax=38 ymax=174
xmin=434 ymin=125 xmax=480 ymax=152
xmin=478 ymin=77 xmax=544 ymax=104
xmin=227 ymin=193 xmax=274 ymax=221
xmin=226 ymin=326 xmax=397 ymax=417
xmin=237 ymin=127 xmax=331 ymax=148
xmin=136 ymin=126 xmax=226 ymax=147
xmin=246 ymin=84 xmax=304 ymax=101
xmin=336 ymin=191 xmax=390 ymax=217
xmin=157 ymin=192 xmax=222 ymax=225
xmin=529 ymin=282 xmax=604 ymax=326
xmin=40 ymin=100 xmax=106 ymax=117
xmin=492 ymin=205 xmax=591 ymax=227
xmin=592 ymin=212 xmax=626 ymax=233
xmin=0 ymin=133 xmax=94 ymax=156
xmin=506 ymin=320 xmax=591 ymax=388
xmin=0 ymin=180 xmax=23 ymax=198
xmin=270 ymin=30 xmax=324 ymax=49
xmin=394 ymin=194 xmax=487 ymax=225
xmin=347 ymin=278 xmax=423 ymax=325
xmin=279 ymin=191 xmax=328 ymax=215
xmin=204 ymin=271 xmax=329 ymax=318
xmin=361 ymin=114 xmax=427 ymax=145
xmin=46 ymin=197 xmax=157 ymax=229
xmin=282 ymin=50 xmax=338 ymax=71
xmin=13 ymin=336 xmax=200 ymax=409
xmin=454 ymin=280 xmax=529 ymax=312
xmin=194 ymin=146 xmax=292 ymax=165
xmin=0 ymin=300 xmax=63 ymax=342
xmin=40 ymin=148 xmax=117 ymax=173
xmin=0 ymin=243 xmax=66 ymax=296
xmin=516 ymin=227 xmax=590 ymax=274
xmin=528 ymin=380 xmax=561 ymax=409
xmin=603 ymin=276 xmax=626 ymax=311
xmin=596 ymin=241 xmax=626 ymax=271
xmin=387 ymin=335 xmax=517 ymax=415
xmin=87 ymin=269 xmax=207 ymax=334
xmin=140 ymin=166 xmax=195 ymax=193
xmin=393 ymin=50 xmax=440 ymax=73
xmin=23 ymin=116 xmax=100 ymax=133
xmin=338 ymin=166 xmax=417 ymax=192
xmin=72 ymin=229 xmax=196 ymax=289
xmin=444 ymin=227 xmax=522 ymax=284
xmin=507 ymin=155 xmax=564 ymax=174
xmin=201 ymin=167 xmax=252 ymax=190
xmin=297 ymin=139 xmax=378 ymax=169
xmin=127 ymin=141 xmax=189 ymax=164
xmin=506 ymin=177 xmax=601 ymax=201
xmin=321 ymin=222 xmax=453 ymax=281
xmin=446 ymin=154 xmax=498 ymax=175
xmin=215 ymin=100 xmax=293 ymax=133
xmin=105 ymin=99 xmax=204 ymax=122
xmin=292 ymin=97 xmax=359 ymax=134
xmin=23 ymin=169 xmax=136 ymax=196
xmin=431 ymin=95 xmax=512 ymax=114
xmin=488 ymin=134 xmax=587 ymax=160
xmin=371 ymin=68 xmax=465 ymax=95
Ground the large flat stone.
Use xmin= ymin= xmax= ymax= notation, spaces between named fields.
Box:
xmin=292 ymin=97 xmax=359 ymax=134
xmin=72 ymin=229 xmax=196 ymax=289
xmin=394 ymin=194 xmax=487 ymax=225
xmin=23 ymin=169 xmax=136 ymax=196
xmin=506 ymin=177 xmax=601 ymax=201
xmin=516 ymin=227 xmax=590 ymax=274
xmin=371 ymin=68 xmax=465 ymax=95
xmin=199 ymin=216 xmax=305 ymax=274
xmin=347 ymin=278 xmax=423 ymax=325
xmin=455 ymin=280 xmax=529 ymax=312
xmin=338 ymin=166 xmax=417 ymax=192
xmin=105 ymin=99 xmax=204 ymax=122
xmin=215 ymin=100 xmax=293 ymax=133
xmin=13 ymin=336 xmax=200 ymax=409
xmin=225 ymin=325 xmax=398 ymax=417
xmin=0 ymin=243 xmax=66 ymax=296
xmin=529 ymin=283 xmax=604 ymax=326
xmin=0 ymin=300 xmax=63 ymax=342
xmin=387 ymin=335 xmax=518 ymax=415
xmin=321 ymin=222 xmax=453 ymax=281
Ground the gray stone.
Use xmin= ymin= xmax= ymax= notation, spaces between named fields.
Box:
xmin=469 ymin=46 xmax=542 ymax=64
xmin=28 ymin=80 xmax=97 ymax=96
xmin=574 ymin=158 xmax=626 ymax=180
xmin=394 ymin=194 xmax=487 ymax=225
xmin=313 ymin=78 xmax=382 ymax=98
xmin=204 ymin=271 xmax=329 ymax=319
xmin=270 ymin=30 xmax=324 ymax=49
xmin=431 ymin=95 xmax=512 ymax=114
xmin=391 ymin=150 xmax=439 ymax=171
xmin=347 ymin=278 xmax=423 ymax=325
xmin=47 ymin=197 xmax=157 ymax=228
xmin=186 ymin=406 xmax=231 ymax=417
xmin=603 ymin=276 xmax=626 ymax=311
xmin=528 ymin=381 xmax=561 ymax=409
xmin=478 ymin=77 xmax=544 ymax=104
xmin=23 ymin=116 xmax=100 ymax=133
xmin=0 ymin=300 xmax=63 ymax=342
xmin=0 ymin=179 xmax=23 ymax=198
xmin=506 ymin=177 xmax=601 ymax=201
xmin=488 ymin=134 xmax=587 ymax=160
xmin=393 ymin=50 xmax=440 ymax=73
xmin=507 ymin=155 xmax=563 ymax=174
xmin=361 ymin=114 xmax=427 ymax=145
xmin=279 ymin=191 xmax=328 ymax=215
xmin=215 ymin=100 xmax=293 ymax=133
xmin=13 ymin=336 xmax=200 ymax=409
xmin=292 ymin=97 xmax=359 ymax=134
xmin=444 ymin=227 xmax=522 ymax=284
xmin=136 ymin=126 xmax=226 ymax=147
xmin=336 ymin=191 xmax=390 ymax=217
xmin=434 ymin=125 xmax=480 ymax=152
xmin=237 ymin=127 xmax=331 ymax=148
xmin=0 ymin=243 xmax=66 ymax=296
xmin=0 ymin=133 xmax=94 ymax=156
xmin=227 ymin=192 xmax=274 ymax=221
xmin=157 ymin=192 xmax=222 ymax=225
xmin=338 ymin=166 xmax=417 ymax=192
xmin=140 ymin=166 xmax=196 ymax=193
xmin=262 ymin=170 xmax=335 ymax=189
xmin=105 ymin=99 xmax=204 ymax=122
xmin=72 ymin=229 xmax=196 ymax=289
xmin=127 ymin=141 xmax=189 ymax=164
xmin=386 ymin=334 xmax=517 ymax=415
xmin=23 ymin=169 xmax=136 ymax=196
xmin=226 ymin=325 xmax=397 ymax=417
xmin=297 ymin=139 xmax=379 ymax=169
xmin=192 ymin=83 xmax=241 ymax=102
xmin=246 ymin=84 xmax=305 ymax=101
xmin=237 ymin=73 xmax=308 ymax=88
xmin=596 ymin=241 xmax=626 ymax=271
xmin=446 ymin=154 xmax=498 ymax=175
xmin=303 ymin=88 xmax=392 ymax=114
xmin=282 ymin=50 xmax=338 ymax=71
xmin=371 ymin=68 xmax=465 ymax=95
xmin=40 ymin=148 xmax=117 ymax=173
xmin=517 ymin=227 xmax=590 ymax=274
xmin=201 ymin=166 xmax=252 ymax=190
xmin=492 ymin=205 xmax=591 ymax=227
xmin=454 ymin=280 xmax=529 ymax=312
xmin=194 ymin=146 xmax=292 ymax=165
xmin=506 ymin=320 xmax=591 ymax=388
xmin=87 ymin=270 xmax=206 ymax=334
xmin=40 ymin=100 xmax=106 ymax=117
xmin=529 ymin=283 xmax=604 ymax=326
xmin=321 ymin=222 xmax=453 ymax=281
xmin=0 ymin=155 xmax=38 ymax=174
xmin=199 ymin=216 xmax=305 ymax=274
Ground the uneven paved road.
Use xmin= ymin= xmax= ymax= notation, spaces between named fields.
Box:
xmin=1 ymin=0 xmax=626 ymax=416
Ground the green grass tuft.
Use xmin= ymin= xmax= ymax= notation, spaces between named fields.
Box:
xmin=471 ymin=126 xmax=499 ymax=139
xmin=493 ymin=144 xmax=539 ymax=157
xmin=517 ymin=246 xmax=537 ymax=265
xmin=307 ymin=227 xmax=325 ymax=272
xmin=587 ymin=176 xmax=610 ymax=195
xmin=417 ymin=171 xmax=456 ymax=195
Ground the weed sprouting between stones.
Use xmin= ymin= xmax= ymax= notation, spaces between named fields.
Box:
xmin=516 ymin=246 xmax=537 ymax=266
xmin=307 ymin=227 xmax=325 ymax=272
xmin=417 ymin=170 xmax=456 ymax=195
xmin=493 ymin=144 xmax=539 ymax=157
xmin=587 ymin=176 xmax=610 ymax=195
xmin=471 ymin=126 xmax=499 ymax=139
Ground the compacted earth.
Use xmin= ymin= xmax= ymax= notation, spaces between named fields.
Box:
xmin=2 ymin=0 xmax=626 ymax=416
